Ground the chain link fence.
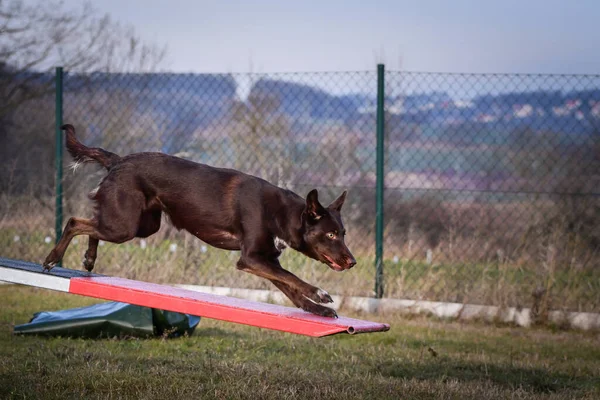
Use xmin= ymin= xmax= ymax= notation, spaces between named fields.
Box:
xmin=2 ymin=68 xmax=599 ymax=316
xmin=383 ymin=71 xmax=600 ymax=316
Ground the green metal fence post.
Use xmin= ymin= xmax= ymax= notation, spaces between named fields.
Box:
xmin=375 ymin=64 xmax=385 ymax=298
xmin=55 ymin=67 xmax=64 ymax=245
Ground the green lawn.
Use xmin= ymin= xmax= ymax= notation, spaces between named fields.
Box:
xmin=1 ymin=285 xmax=599 ymax=399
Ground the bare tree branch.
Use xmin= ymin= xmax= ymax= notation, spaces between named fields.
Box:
xmin=0 ymin=0 xmax=167 ymax=117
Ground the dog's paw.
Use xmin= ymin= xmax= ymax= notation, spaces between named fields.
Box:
xmin=301 ymin=302 xmax=338 ymax=318
xmin=42 ymin=261 xmax=57 ymax=272
xmin=43 ymin=251 xmax=59 ymax=272
xmin=82 ymin=256 xmax=95 ymax=272
xmin=316 ymin=289 xmax=333 ymax=303
xmin=314 ymin=305 xmax=338 ymax=318
xmin=307 ymin=288 xmax=333 ymax=304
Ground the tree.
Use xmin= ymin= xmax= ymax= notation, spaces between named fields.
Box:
xmin=0 ymin=0 xmax=167 ymax=116
xmin=231 ymin=83 xmax=293 ymax=186
xmin=0 ymin=0 xmax=167 ymax=196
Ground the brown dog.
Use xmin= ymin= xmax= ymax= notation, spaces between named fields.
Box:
xmin=44 ymin=124 xmax=356 ymax=317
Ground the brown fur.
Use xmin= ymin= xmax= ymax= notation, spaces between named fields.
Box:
xmin=44 ymin=124 xmax=356 ymax=317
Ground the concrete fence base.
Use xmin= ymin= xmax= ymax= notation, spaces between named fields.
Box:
xmin=176 ymin=285 xmax=600 ymax=331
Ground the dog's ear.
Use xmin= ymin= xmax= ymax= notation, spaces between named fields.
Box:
xmin=328 ymin=190 xmax=347 ymax=212
xmin=305 ymin=189 xmax=326 ymax=221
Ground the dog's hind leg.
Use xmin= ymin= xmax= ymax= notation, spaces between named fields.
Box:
xmin=44 ymin=186 xmax=146 ymax=271
xmin=83 ymin=237 xmax=99 ymax=272
xmin=43 ymin=217 xmax=99 ymax=271
xmin=79 ymin=208 xmax=160 ymax=272
xmin=136 ymin=209 xmax=162 ymax=238
xmin=44 ymin=215 xmax=141 ymax=271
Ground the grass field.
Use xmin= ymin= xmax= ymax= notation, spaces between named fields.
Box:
xmin=1 ymin=285 xmax=599 ymax=399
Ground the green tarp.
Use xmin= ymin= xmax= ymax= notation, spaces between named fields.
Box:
xmin=14 ymin=302 xmax=201 ymax=338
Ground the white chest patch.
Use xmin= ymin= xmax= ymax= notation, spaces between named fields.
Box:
xmin=274 ymin=236 xmax=289 ymax=251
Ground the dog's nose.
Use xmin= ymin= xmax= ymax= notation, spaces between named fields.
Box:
xmin=347 ymin=258 xmax=357 ymax=269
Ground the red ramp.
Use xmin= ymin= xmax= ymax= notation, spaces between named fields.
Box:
xmin=0 ymin=257 xmax=389 ymax=337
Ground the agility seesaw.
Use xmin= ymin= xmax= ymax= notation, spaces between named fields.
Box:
xmin=0 ymin=257 xmax=389 ymax=337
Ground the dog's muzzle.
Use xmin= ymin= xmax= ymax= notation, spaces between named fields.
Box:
xmin=323 ymin=254 xmax=356 ymax=271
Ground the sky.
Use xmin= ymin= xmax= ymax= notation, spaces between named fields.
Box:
xmin=62 ymin=0 xmax=600 ymax=75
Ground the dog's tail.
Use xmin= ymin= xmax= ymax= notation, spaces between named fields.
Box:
xmin=62 ymin=124 xmax=121 ymax=171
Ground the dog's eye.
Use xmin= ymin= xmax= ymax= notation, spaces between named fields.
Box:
xmin=326 ymin=232 xmax=336 ymax=240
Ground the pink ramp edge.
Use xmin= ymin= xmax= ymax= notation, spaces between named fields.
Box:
xmin=69 ymin=276 xmax=390 ymax=337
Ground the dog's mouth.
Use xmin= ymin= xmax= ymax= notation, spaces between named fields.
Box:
xmin=322 ymin=254 xmax=347 ymax=271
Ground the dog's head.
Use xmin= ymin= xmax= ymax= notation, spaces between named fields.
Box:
xmin=301 ymin=189 xmax=356 ymax=271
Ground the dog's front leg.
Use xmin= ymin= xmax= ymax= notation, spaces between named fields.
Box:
xmin=237 ymin=255 xmax=337 ymax=318
xmin=270 ymin=280 xmax=337 ymax=318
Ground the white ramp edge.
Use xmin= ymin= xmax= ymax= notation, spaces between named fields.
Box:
xmin=0 ymin=267 xmax=70 ymax=292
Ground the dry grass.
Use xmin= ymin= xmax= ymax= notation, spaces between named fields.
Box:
xmin=1 ymin=193 xmax=599 ymax=314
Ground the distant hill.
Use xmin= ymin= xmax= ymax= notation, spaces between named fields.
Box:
xmin=250 ymin=78 xmax=366 ymax=122
xmin=6 ymin=67 xmax=600 ymax=150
